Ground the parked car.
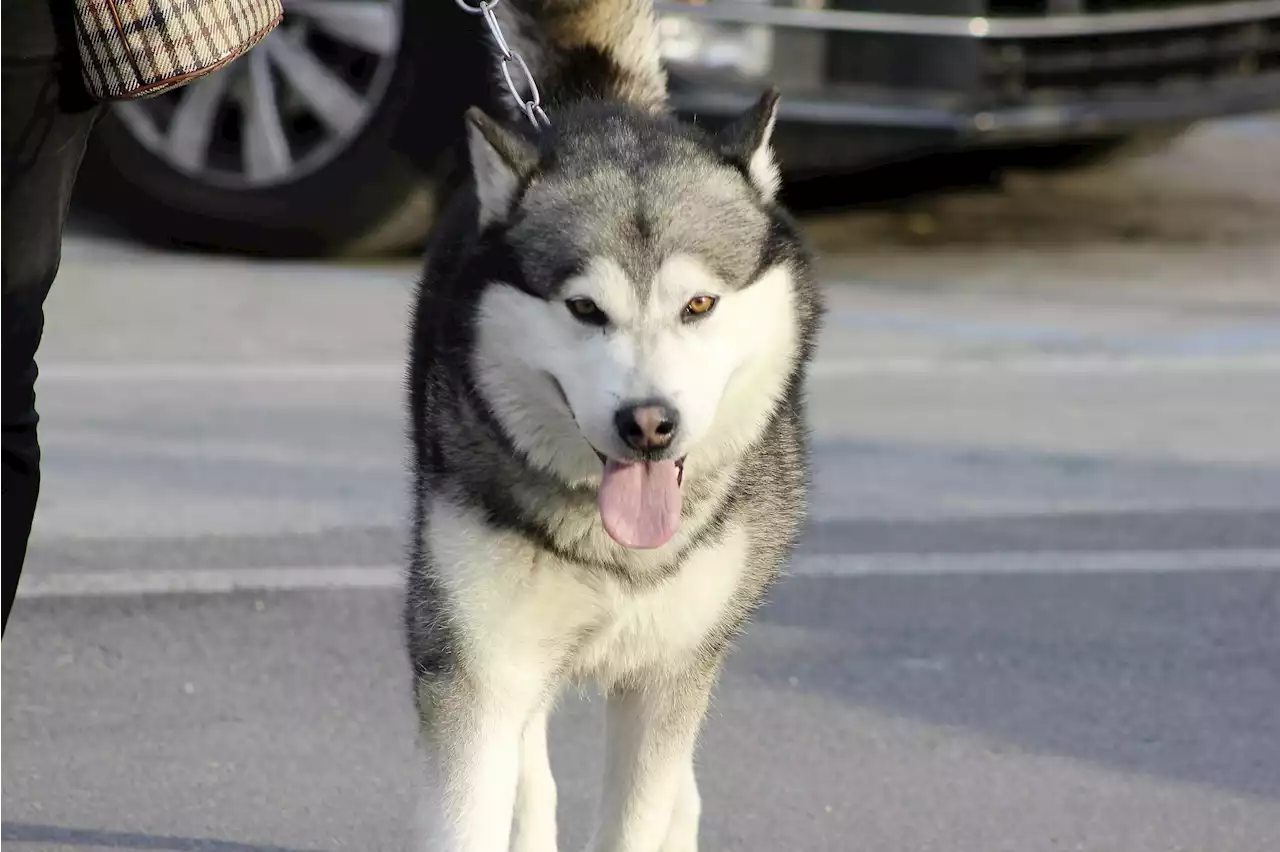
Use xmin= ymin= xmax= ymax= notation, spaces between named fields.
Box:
xmin=77 ymin=0 xmax=1280 ymax=256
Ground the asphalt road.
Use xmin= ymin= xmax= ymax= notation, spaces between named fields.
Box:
xmin=4 ymin=120 xmax=1280 ymax=852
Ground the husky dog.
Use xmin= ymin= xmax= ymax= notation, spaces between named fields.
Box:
xmin=404 ymin=1 xmax=822 ymax=849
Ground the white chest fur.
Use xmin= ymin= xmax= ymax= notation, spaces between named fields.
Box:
xmin=566 ymin=525 xmax=750 ymax=686
xmin=424 ymin=497 xmax=750 ymax=695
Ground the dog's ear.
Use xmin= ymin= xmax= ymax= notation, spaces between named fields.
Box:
xmin=715 ymin=88 xmax=782 ymax=202
xmin=466 ymin=107 xmax=539 ymax=228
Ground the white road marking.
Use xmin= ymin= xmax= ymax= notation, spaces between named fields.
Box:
xmin=17 ymin=566 xmax=404 ymax=598
xmin=38 ymin=363 xmax=403 ymax=382
xmin=790 ymin=549 xmax=1280 ymax=577
xmin=808 ymin=354 xmax=1280 ymax=377
xmin=35 ymin=353 xmax=1280 ymax=384
xmin=17 ymin=549 xmax=1280 ymax=599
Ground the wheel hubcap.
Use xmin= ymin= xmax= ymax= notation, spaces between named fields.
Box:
xmin=114 ymin=0 xmax=403 ymax=189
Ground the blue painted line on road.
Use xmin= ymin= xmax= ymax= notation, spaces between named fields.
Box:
xmin=1207 ymin=114 xmax=1280 ymax=137
xmin=825 ymin=310 xmax=1102 ymax=347
xmin=825 ymin=309 xmax=1280 ymax=356
xmin=1123 ymin=325 xmax=1280 ymax=356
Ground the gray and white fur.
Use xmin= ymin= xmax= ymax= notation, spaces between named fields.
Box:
xmin=404 ymin=2 xmax=823 ymax=850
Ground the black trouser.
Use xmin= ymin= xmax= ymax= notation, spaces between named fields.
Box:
xmin=2 ymin=2 xmax=103 ymax=633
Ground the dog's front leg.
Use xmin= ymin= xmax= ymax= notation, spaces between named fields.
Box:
xmin=587 ymin=670 xmax=715 ymax=852
xmin=513 ymin=706 xmax=558 ymax=852
xmin=658 ymin=757 xmax=700 ymax=852
xmin=414 ymin=669 xmax=544 ymax=852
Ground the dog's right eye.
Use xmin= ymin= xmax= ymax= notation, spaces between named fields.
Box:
xmin=565 ymin=298 xmax=609 ymax=327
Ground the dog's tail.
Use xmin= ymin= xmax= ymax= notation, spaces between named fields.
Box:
xmin=490 ymin=0 xmax=669 ymax=117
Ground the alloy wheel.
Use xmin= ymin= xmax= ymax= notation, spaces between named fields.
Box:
xmin=113 ymin=0 xmax=404 ymax=190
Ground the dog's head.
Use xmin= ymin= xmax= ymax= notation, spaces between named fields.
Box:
xmin=466 ymin=92 xmax=816 ymax=549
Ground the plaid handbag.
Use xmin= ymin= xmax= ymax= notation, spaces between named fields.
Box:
xmin=72 ymin=0 xmax=284 ymax=101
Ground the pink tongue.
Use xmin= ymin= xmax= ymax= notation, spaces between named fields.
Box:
xmin=597 ymin=459 xmax=683 ymax=549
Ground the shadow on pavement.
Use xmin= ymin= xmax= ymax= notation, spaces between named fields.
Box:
xmin=747 ymin=567 xmax=1280 ymax=800
xmin=2 ymin=822 xmax=323 ymax=852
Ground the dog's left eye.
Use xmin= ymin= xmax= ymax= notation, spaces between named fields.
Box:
xmin=566 ymin=297 xmax=609 ymax=327
xmin=683 ymin=295 xmax=717 ymax=320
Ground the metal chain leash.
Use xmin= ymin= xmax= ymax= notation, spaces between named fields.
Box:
xmin=455 ymin=0 xmax=551 ymax=129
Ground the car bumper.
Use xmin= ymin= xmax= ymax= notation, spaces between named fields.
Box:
xmin=673 ymin=70 xmax=1280 ymax=136
xmin=659 ymin=0 xmax=1280 ymax=170
xmin=673 ymin=71 xmax=1280 ymax=171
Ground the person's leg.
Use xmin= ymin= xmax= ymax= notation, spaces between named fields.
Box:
xmin=2 ymin=1 xmax=103 ymax=633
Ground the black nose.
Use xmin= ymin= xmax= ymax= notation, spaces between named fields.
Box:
xmin=614 ymin=401 xmax=679 ymax=452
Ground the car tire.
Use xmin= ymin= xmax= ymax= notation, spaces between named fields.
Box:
xmin=76 ymin=0 xmax=434 ymax=258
